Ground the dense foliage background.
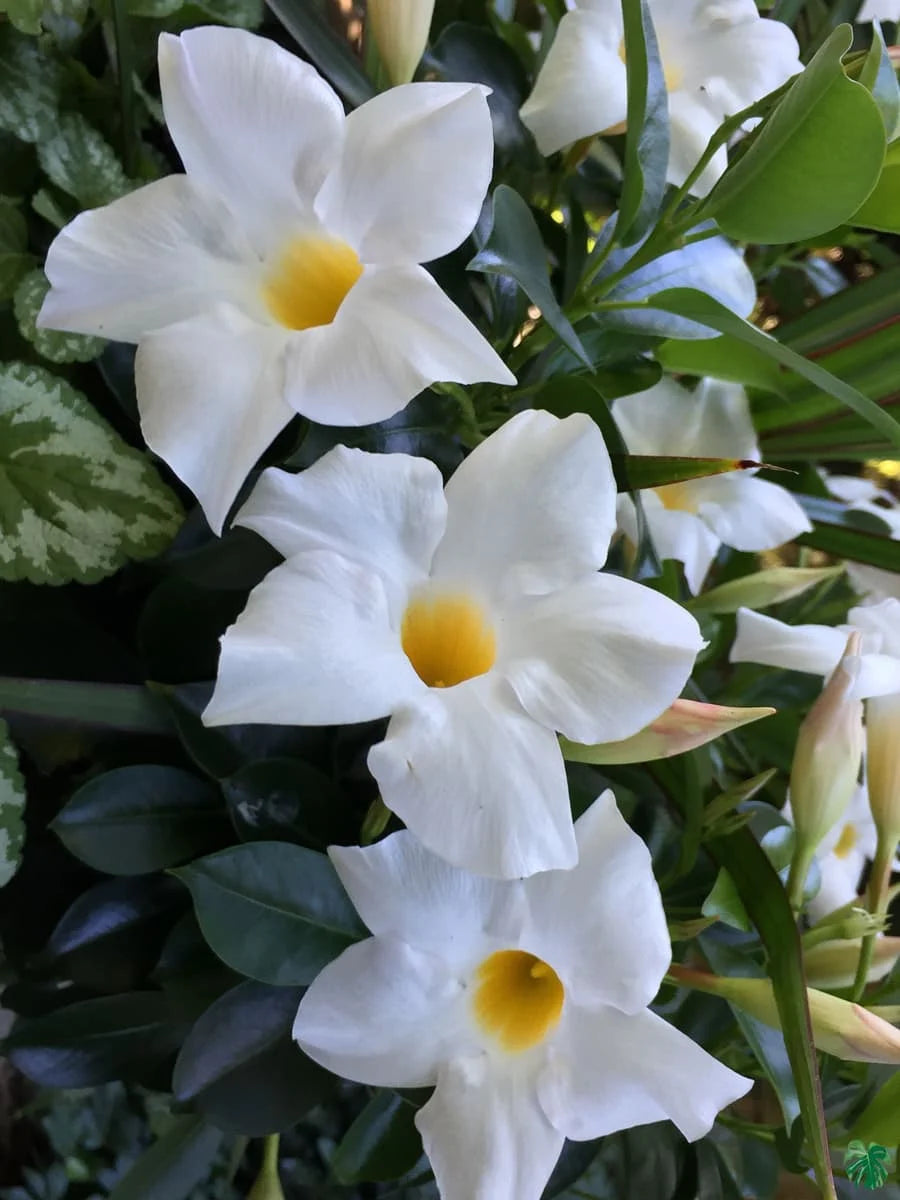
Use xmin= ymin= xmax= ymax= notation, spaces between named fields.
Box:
xmin=1 ymin=0 xmax=899 ymax=1196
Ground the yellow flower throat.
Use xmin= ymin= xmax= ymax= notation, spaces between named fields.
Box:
xmin=263 ymin=235 xmax=363 ymax=330
xmin=401 ymin=593 xmax=496 ymax=689
xmin=472 ymin=950 xmax=565 ymax=1053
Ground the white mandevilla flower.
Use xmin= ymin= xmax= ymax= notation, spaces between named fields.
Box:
xmin=203 ymin=409 xmax=704 ymax=879
xmin=519 ymin=0 xmax=802 ymax=196
xmin=857 ymin=1 xmax=900 ymax=21
xmin=37 ymin=27 xmax=514 ymax=534
xmin=293 ymin=792 xmax=751 ymax=1200
xmin=785 ymin=787 xmax=879 ymax=922
xmin=824 ymin=472 xmax=900 ymax=603
xmin=613 ymin=378 xmax=812 ymax=594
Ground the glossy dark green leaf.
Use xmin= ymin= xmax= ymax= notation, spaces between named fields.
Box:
xmin=107 ymin=1115 xmax=224 ymax=1200
xmin=331 ymin=1090 xmax=424 ymax=1184
xmin=154 ymin=913 xmax=243 ymax=1024
xmin=631 ymin=288 xmax=900 ymax=450
xmin=173 ymin=980 xmax=332 ymax=1135
xmin=53 ymin=765 xmax=227 ymax=875
xmin=5 ymin=992 xmax=181 ymax=1087
xmin=705 ymin=27 xmax=886 ymax=242
xmin=174 ymin=841 xmax=365 ymax=986
xmin=616 ymin=0 xmax=669 ymax=245
xmin=222 ymin=756 xmax=350 ymax=849
xmin=468 ymin=185 xmax=590 ymax=367
xmin=265 ymin=0 xmax=375 ymax=107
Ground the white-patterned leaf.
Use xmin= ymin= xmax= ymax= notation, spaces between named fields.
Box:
xmin=0 ymin=27 xmax=63 ymax=144
xmin=0 ymin=196 xmax=32 ymax=301
xmin=0 ymin=362 xmax=183 ymax=584
xmin=37 ymin=113 xmax=131 ymax=209
xmin=0 ymin=720 xmax=25 ymax=888
xmin=14 ymin=270 xmax=105 ymax=364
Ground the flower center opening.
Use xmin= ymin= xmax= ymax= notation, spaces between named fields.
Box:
xmin=472 ymin=949 xmax=565 ymax=1053
xmin=263 ymin=235 xmax=363 ymax=331
xmin=400 ymin=593 xmax=496 ymax=689
xmin=655 ymin=481 xmax=698 ymax=513
xmin=617 ymin=40 xmax=684 ymax=95
xmin=833 ymin=822 xmax=858 ymax=859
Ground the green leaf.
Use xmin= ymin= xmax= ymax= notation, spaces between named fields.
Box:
xmin=265 ymin=0 xmax=375 ymax=107
xmin=690 ymin=566 xmax=844 ymax=614
xmin=191 ymin=0 xmax=262 ymax=25
xmin=53 ymin=765 xmax=227 ymax=875
xmin=174 ymin=841 xmax=366 ymax=986
xmin=0 ymin=196 xmax=32 ymax=301
xmin=0 ymin=720 xmax=25 ymax=888
xmin=14 ymin=270 xmax=106 ymax=363
xmin=702 ymin=869 xmax=752 ymax=932
xmin=107 ymin=1115 xmax=224 ymax=1200
xmin=704 ymin=26 xmax=886 ymax=243
xmin=331 ymin=1091 xmax=424 ymax=1185
xmin=627 ymin=289 xmax=900 ymax=450
xmin=0 ymin=27 xmax=62 ymax=144
xmin=0 ymin=362 xmax=183 ymax=584
xmin=851 ymin=138 xmax=900 ymax=233
xmin=616 ymin=0 xmax=669 ymax=245
xmin=656 ymin=335 xmax=787 ymax=395
xmin=5 ymin=992 xmax=180 ymax=1087
xmin=468 ymin=184 xmax=591 ymax=368
xmin=797 ymin=494 xmax=900 ymax=570
xmin=0 ymin=0 xmax=43 ymax=34
xmin=848 ymin=1073 xmax=900 ymax=1146
xmin=615 ymin=454 xmax=758 ymax=492
xmin=845 ymin=1140 xmax=891 ymax=1189
xmin=173 ymin=981 xmax=333 ymax=1135
xmin=859 ymin=22 xmax=900 ymax=138
xmin=0 ymin=677 xmax=174 ymax=732
xmin=37 ymin=112 xmax=131 ymax=209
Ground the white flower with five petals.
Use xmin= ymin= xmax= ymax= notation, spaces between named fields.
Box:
xmin=38 ymin=27 xmax=514 ymax=533
xmin=614 ymin=378 xmax=811 ymax=593
xmin=293 ymin=792 xmax=751 ymax=1200
xmin=520 ymin=0 xmax=802 ymax=196
xmin=784 ymin=787 xmax=879 ymax=922
xmin=204 ymin=410 xmax=704 ymax=879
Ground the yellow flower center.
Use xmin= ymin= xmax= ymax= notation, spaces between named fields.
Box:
xmin=472 ymin=949 xmax=565 ymax=1053
xmin=618 ymin=40 xmax=684 ymax=92
xmin=263 ymin=235 xmax=363 ymax=330
xmin=655 ymin=480 xmax=698 ymax=513
xmin=400 ymin=593 xmax=496 ymax=689
xmin=833 ymin=822 xmax=858 ymax=859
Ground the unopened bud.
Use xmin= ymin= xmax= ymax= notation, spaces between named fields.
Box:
xmin=804 ymin=936 xmax=900 ymax=990
xmin=561 ymin=699 xmax=775 ymax=765
xmin=368 ymin=0 xmax=435 ymax=85
xmin=789 ymin=633 xmax=864 ymax=865
xmin=865 ymin=692 xmax=900 ymax=843
xmin=670 ymin=965 xmax=900 ymax=1063
xmin=692 ymin=566 xmax=843 ymax=615
xmin=248 ymin=1136 xmax=284 ymax=1200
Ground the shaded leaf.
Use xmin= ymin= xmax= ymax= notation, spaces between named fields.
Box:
xmin=331 ymin=1090 xmax=424 ymax=1185
xmin=107 ymin=1115 xmax=224 ymax=1200
xmin=616 ymin=0 xmax=669 ymax=245
xmin=265 ymin=0 xmax=375 ymax=107
xmin=0 ymin=719 xmax=25 ymax=888
xmin=0 ymin=27 xmax=62 ymax=143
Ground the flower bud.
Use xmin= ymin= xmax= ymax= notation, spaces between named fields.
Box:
xmin=368 ymin=0 xmax=435 ymax=85
xmin=561 ymin=699 xmax=775 ymax=765
xmin=670 ymin=965 xmax=900 ymax=1063
xmin=789 ymin=633 xmax=864 ymax=857
xmin=865 ymin=692 xmax=900 ymax=843
xmin=248 ymin=1137 xmax=284 ymax=1200
xmin=804 ymin=936 xmax=900 ymax=990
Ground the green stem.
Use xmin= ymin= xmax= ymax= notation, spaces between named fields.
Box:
xmin=851 ymin=831 xmax=896 ymax=999
xmin=361 ymin=795 xmax=391 ymax=845
xmin=110 ymin=0 xmax=137 ymax=177
xmin=787 ymin=843 xmax=816 ymax=913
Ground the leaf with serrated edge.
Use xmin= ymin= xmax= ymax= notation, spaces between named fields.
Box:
xmin=0 ymin=362 xmax=182 ymax=584
xmin=14 ymin=270 xmax=105 ymax=364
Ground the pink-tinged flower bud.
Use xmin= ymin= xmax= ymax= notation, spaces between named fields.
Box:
xmin=804 ymin=936 xmax=900 ymax=990
xmin=671 ymin=965 xmax=900 ymax=1063
xmin=368 ymin=0 xmax=435 ymax=85
xmin=560 ymin=699 xmax=775 ymax=765
xmin=789 ymin=633 xmax=864 ymax=869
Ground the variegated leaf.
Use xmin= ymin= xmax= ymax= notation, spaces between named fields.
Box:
xmin=0 ymin=720 xmax=25 ymax=887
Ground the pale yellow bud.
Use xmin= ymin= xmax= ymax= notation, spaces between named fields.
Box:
xmin=368 ymin=0 xmax=435 ymax=85
xmin=804 ymin=936 xmax=900 ymax=989
xmin=790 ymin=632 xmax=864 ymax=853
xmin=671 ymin=965 xmax=900 ymax=1063
xmin=865 ymin=692 xmax=900 ymax=842
xmin=248 ymin=1137 xmax=284 ymax=1200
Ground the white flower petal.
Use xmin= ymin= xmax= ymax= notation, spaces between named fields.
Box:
xmin=857 ymin=1 xmax=900 ymax=20
xmin=503 ymin=573 xmax=703 ymax=745
xmin=519 ymin=9 xmax=627 ymax=156
xmin=283 ymin=265 xmax=513 ymax=427
xmin=809 ymin=848 xmax=866 ymax=923
xmin=614 ymin=377 xmax=759 ymax=460
xmin=416 ymin=1056 xmax=565 ymax=1200
xmin=135 ymin=305 xmax=292 ymax=534
xmin=850 ymin=599 xmax=900 ymax=660
xmin=158 ymin=28 xmax=343 ymax=248
xmin=849 ymin=563 xmax=900 ymax=604
xmin=293 ymin=936 xmax=465 ymax=1087
xmin=368 ymin=676 xmax=577 ymax=879
xmin=432 ymin=410 xmax=616 ymax=602
xmin=236 ymin=449 xmax=446 ymax=614
xmin=39 ymin=175 xmax=255 ymax=342
xmin=203 ymin=551 xmax=423 ymax=727
xmin=525 ymin=791 xmax=671 ymax=1013
xmin=616 ymin=494 xmax=721 ymax=595
xmin=666 ymin=91 xmax=727 ymax=196
xmin=692 ymin=474 xmax=812 ymax=551
xmin=538 ymin=1006 xmax=751 ymax=1142
xmin=328 ymin=833 xmax=520 ymax=968
xmin=315 ymin=83 xmax=494 ymax=264
xmin=731 ymin=609 xmax=849 ymax=676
